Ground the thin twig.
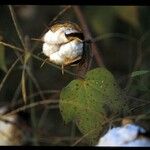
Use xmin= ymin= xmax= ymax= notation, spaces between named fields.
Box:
xmin=90 ymin=32 xmax=137 ymax=43
xmin=71 ymin=128 xmax=96 ymax=146
xmin=8 ymin=5 xmax=26 ymax=50
xmin=11 ymin=82 xmax=21 ymax=107
xmin=126 ymin=95 xmax=149 ymax=103
xmin=70 ymin=122 xmax=76 ymax=145
xmin=0 ymin=41 xmax=23 ymax=52
xmin=9 ymin=6 xmax=26 ymax=96
xmin=37 ymin=107 xmax=49 ymax=128
xmin=26 ymin=68 xmax=45 ymax=100
xmin=128 ymin=101 xmax=150 ymax=113
xmin=31 ymin=5 xmax=71 ymax=51
xmin=1 ymin=40 xmax=82 ymax=78
xmin=21 ymin=68 xmax=27 ymax=104
xmin=24 ymin=35 xmax=39 ymax=145
xmin=22 ymin=90 xmax=60 ymax=101
xmin=125 ymin=31 xmax=150 ymax=90
xmin=31 ymin=136 xmax=80 ymax=144
xmin=0 ymin=56 xmax=22 ymax=92
xmin=73 ymin=6 xmax=104 ymax=68
xmin=3 ymin=99 xmax=59 ymax=117
xmin=50 ymin=5 xmax=71 ymax=25
xmin=31 ymin=54 xmax=84 ymax=78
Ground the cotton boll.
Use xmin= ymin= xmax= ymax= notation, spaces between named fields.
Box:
xmin=42 ymin=22 xmax=84 ymax=71
xmin=96 ymin=124 xmax=150 ymax=147
xmin=0 ymin=104 xmax=31 ymax=146
xmin=0 ymin=116 xmax=18 ymax=145
xmin=117 ymin=124 xmax=144 ymax=142
xmin=0 ymin=111 xmax=22 ymax=145
xmin=42 ymin=43 xmax=59 ymax=57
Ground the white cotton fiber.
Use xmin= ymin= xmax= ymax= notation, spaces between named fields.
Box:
xmin=96 ymin=124 xmax=150 ymax=147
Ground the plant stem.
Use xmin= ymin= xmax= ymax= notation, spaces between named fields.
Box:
xmin=73 ymin=6 xmax=104 ymax=68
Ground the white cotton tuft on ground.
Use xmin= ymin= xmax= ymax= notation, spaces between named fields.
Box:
xmin=96 ymin=124 xmax=150 ymax=147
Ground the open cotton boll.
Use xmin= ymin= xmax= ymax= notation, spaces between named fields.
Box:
xmin=96 ymin=124 xmax=150 ymax=147
xmin=42 ymin=22 xmax=84 ymax=71
xmin=42 ymin=43 xmax=59 ymax=57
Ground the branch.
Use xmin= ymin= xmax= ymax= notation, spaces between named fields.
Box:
xmin=72 ymin=6 xmax=104 ymax=67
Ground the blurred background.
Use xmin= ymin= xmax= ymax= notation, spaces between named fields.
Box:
xmin=0 ymin=5 xmax=150 ymax=145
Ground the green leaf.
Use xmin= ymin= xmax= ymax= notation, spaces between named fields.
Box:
xmin=131 ymin=70 xmax=150 ymax=77
xmin=113 ymin=6 xmax=140 ymax=28
xmin=59 ymin=67 xmax=128 ymax=144
xmin=0 ymin=43 xmax=7 ymax=72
